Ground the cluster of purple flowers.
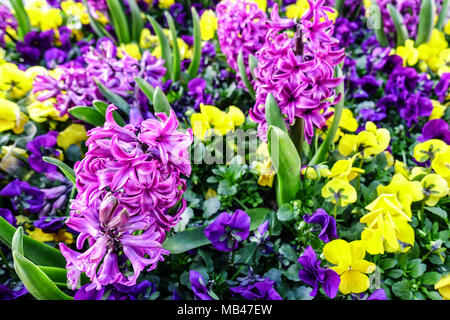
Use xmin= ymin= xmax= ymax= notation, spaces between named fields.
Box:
xmin=32 ymin=38 xmax=166 ymax=116
xmin=59 ymin=105 xmax=193 ymax=291
xmin=216 ymin=0 xmax=268 ymax=89
xmin=250 ymin=0 xmax=345 ymax=142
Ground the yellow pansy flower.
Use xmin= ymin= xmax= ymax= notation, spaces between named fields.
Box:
xmin=429 ymin=100 xmax=447 ymax=120
xmin=0 ymin=98 xmax=22 ymax=133
xmin=61 ymin=0 xmax=90 ymax=26
xmin=324 ymin=107 xmax=358 ymax=142
xmin=200 ymin=10 xmax=218 ymax=41
xmin=302 ymin=164 xmax=331 ymax=180
xmin=385 ymin=151 xmax=394 ymax=167
xmin=0 ymin=63 xmax=33 ymax=99
xmin=27 ymin=99 xmax=68 ymax=123
xmin=338 ymin=122 xmax=389 ymax=158
xmin=437 ymin=49 xmax=450 ymax=76
xmin=432 ymin=147 xmax=450 ymax=178
xmin=421 ymin=174 xmax=449 ymax=206
xmin=435 ymin=274 xmax=450 ymax=300
xmin=377 ymin=174 xmax=423 ymax=217
xmin=323 ymin=239 xmax=376 ymax=295
xmin=330 ymin=154 xmax=365 ymax=182
xmin=25 ymin=66 xmax=48 ymax=80
xmin=413 ymin=139 xmax=448 ymax=163
xmin=140 ymin=28 xmax=159 ymax=49
xmin=394 ymin=160 xmax=409 ymax=178
xmin=321 ymin=178 xmax=357 ymax=207
xmin=26 ymin=5 xmax=63 ymax=31
xmin=57 ymin=123 xmax=87 ymax=151
xmin=361 ymin=194 xmax=414 ymax=254
xmin=285 ymin=0 xmax=310 ymax=19
xmin=363 ymin=121 xmax=390 ymax=156
xmin=227 ymin=105 xmax=246 ymax=126
xmin=27 ymin=228 xmax=55 ymax=242
xmin=255 ymin=158 xmax=276 ymax=187
xmin=190 ymin=112 xmax=211 ymax=140
xmin=205 ymin=188 xmax=218 ymax=200
xmin=159 ymin=0 xmax=175 ymax=9
xmin=396 ymin=39 xmax=419 ymax=67
xmin=118 ymin=43 xmax=142 ymax=60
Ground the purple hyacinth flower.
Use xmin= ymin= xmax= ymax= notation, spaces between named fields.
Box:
xmin=417 ymin=119 xmax=450 ymax=144
xmin=0 ymin=179 xmax=45 ymax=214
xmin=303 ymin=208 xmax=338 ymax=243
xmin=230 ymin=278 xmax=282 ymax=300
xmin=298 ymin=246 xmax=340 ymax=299
xmin=204 ymin=209 xmax=251 ymax=252
xmin=189 ymin=270 xmax=213 ymax=300
xmin=0 ymin=208 xmax=16 ymax=226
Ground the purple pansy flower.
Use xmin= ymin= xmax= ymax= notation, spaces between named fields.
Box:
xmin=298 ymin=246 xmax=340 ymax=299
xmin=0 ymin=281 xmax=28 ymax=300
xmin=189 ymin=270 xmax=213 ymax=300
xmin=44 ymin=48 xmax=68 ymax=69
xmin=204 ymin=209 xmax=251 ymax=252
xmin=303 ymin=208 xmax=338 ymax=243
xmin=0 ymin=179 xmax=45 ymax=214
xmin=417 ymin=119 xmax=450 ymax=144
xmin=0 ymin=208 xmax=16 ymax=226
xmin=230 ymin=278 xmax=282 ymax=300
xmin=435 ymin=73 xmax=450 ymax=103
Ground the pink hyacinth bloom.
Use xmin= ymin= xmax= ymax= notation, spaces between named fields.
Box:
xmin=251 ymin=0 xmax=345 ymax=143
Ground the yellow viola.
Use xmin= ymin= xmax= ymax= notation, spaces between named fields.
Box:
xmin=0 ymin=98 xmax=27 ymax=133
xmin=255 ymin=158 xmax=276 ymax=187
xmin=27 ymin=99 xmax=68 ymax=123
xmin=302 ymin=165 xmax=331 ymax=180
xmin=363 ymin=121 xmax=390 ymax=156
xmin=432 ymin=147 xmax=450 ymax=178
xmin=26 ymin=5 xmax=63 ymax=31
xmin=376 ymin=174 xmax=423 ymax=218
xmin=394 ymin=160 xmax=410 ymax=178
xmin=285 ymin=0 xmax=310 ymax=19
xmin=159 ymin=0 xmax=175 ymax=9
xmin=56 ymin=123 xmax=88 ymax=151
xmin=140 ymin=28 xmax=159 ymax=49
xmin=413 ymin=139 xmax=448 ymax=163
xmin=118 ymin=43 xmax=142 ymax=60
xmin=338 ymin=122 xmax=389 ymax=158
xmin=435 ymin=274 xmax=450 ymax=300
xmin=421 ymin=174 xmax=449 ymax=206
xmin=324 ymin=107 xmax=358 ymax=143
xmin=323 ymin=239 xmax=376 ymax=295
xmin=396 ymin=39 xmax=419 ymax=67
xmin=429 ymin=100 xmax=447 ymax=120
xmin=321 ymin=178 xmax=357 ymax=207
xmin=361 ymin=194 xmax=414 ymax=254
xmin=250 ymin=0 xmax=267 ymax=11
xmin=0 ymin=63 xmax=33 ymax=99
xmin=190 ymin=112 xmax=211 ymax=140
xmin=330 ymin=154 xmax=365 ymax=182
xmin=200 ymin=10 xmax=218 ymax=41
xmin=61 ymin=0 xmax=90 ymax=26
xmin=204 ymin=188 xmax=218 ymax=200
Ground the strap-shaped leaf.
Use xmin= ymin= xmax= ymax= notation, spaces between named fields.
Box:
xmin=82 ymin=0 xmax=116 ymax=42
xmin=334 ymin=0 xmax=344 ymax=16
xmin=265 ymin=93 xmax=287 ymax=133
xmin=370 ymin=3 xmax=389 ymax=47
xmin=436 ymin=0 xmax=450 ymax=30
xmin=68 ymin=106 xmax=105 ymax=127
xmin=13 ymin=251 xmax=73 ymax=300
xmin=237 ymin=50 xmax=255 ymax=99
xmin=9 ymin=0 xmax=30 ymax=40
xmin=135 ymin=77 xmax=156 ymax=103
xmin=148 ymin=15 xmax=173 ymax=82
xmin=42 ymin=157 xmax=76 ymax=185
xmin=92 ymin=100 xmax=126 ymax=126
xmin=309 ymin=66 xmax=344 ymax=165
xmin=106 ymin=0 xmax=130 ymax=44
xmin=387 ymin=3 xmax=409 ymax=46
xmin=127 ymin=0 xmax=144 ymax=43
xmin=415 ymin=0 xmax=436 ymax=46
xmin=267 ymin=126 xmax=301 ymax=205
xmin=248 ymin=54 xmax=258 ymax=80
xmin=153 ymin=87 xmax=173 ymax=116
xmin=12 ymin=226 xmax=24 ymax=254
xmin=0 ymin=217 xmax=67 ymax=268
xmin=95 ymin=79 xmax=131 ymax=115
xmin=187 ymin=7 xmax=202 ymax=79
xmin=165 ymin=12 xmax=181 ymax=81
xmin=163 ymin=208 xmax=271 ymax=254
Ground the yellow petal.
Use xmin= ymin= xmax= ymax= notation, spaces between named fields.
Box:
xmin=339 ymin=270 xmax=370 ymax=295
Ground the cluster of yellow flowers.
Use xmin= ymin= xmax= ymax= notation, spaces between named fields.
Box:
xmin=285 ymin=0 xmax=337 ymax=21
xmin=140 ymin=28 xmax=192 ymax=61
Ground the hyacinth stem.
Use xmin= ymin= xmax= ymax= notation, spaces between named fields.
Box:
xmin=436 ymin=0 xmax=450 ymax=30
xmin=165 ymin=12 xmax=181 ymax=82
xmin=309 ymin=66 xmax=344 ymax=166
xmin=9 ymin=0 xmax=30 ymax=40
xmin=290 ymin=118 xmax=304 ymax=160
xmin=415 ymin=0 xmax=436 ymax=47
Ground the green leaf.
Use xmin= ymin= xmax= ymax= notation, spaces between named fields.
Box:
xmin=408 ymin=258 xmax=427 ymax=278
xmin=106 ymin=0 xmax=130 ymax=44
xmin=387 ymin=269 xmax=404 ymax=279
xmin=248 ymin=54 xmax=258 ymax=80
xmin=11 ymin=226 xmax=24 ymax=255
xmin=334 ymin=0 xmax=344 ymax=16
xmin=420 ymin=272 xmax=442 ymax=285
xmin=202 ymin=197 xmax=221 ymax=218
xmin=387 ymin=3 xmax=409 ymax=46
xmin=69 ymin=106 xmax=105 ymax=127
xmin=0 ymin=217 xmax=66 ymax=268
xmin=309 ymin=66 xmax=344 ymax=165
xmin=42 ymin=157 xmax=76 ymax=185
xmin=39 ymin=266 xmax=89 ymax=286
xmin=165 ymin=11 xmax=181 ymax=81
xmin=415 ymin=0 xmax=436 ymax=46
xmin=95 ymin=79 xmax=131 ymax=115
xmin=148 ymin=15 xmax=172 ymax=82
xmin=436 ymin=0 xmax=450 ymax=30
xmin=187 ymin=7 xmax=201 ymax=79
xmin=82 ymin=0 xmax=115 ymax=41
xmin=127 ymin=0 xmax=144 ymax=42
xmin=279 ymin=244 xmax=298 ymax=262
xmin=237 ymin=50 xmax=255 ymax=99
xmin=163 ymin=208 xmax=270 ymax=254
xmin=371 ymin=3 xmax=389 ymax=48
xmin=392 ymin=279 xmax=413 ymax=300
xmin=423 ymin=290 xmax=444 ymax=300
xmin=13 ymin=251 xmax=73 ymax=300
xmin=92 ymin=101 xmax=126 ymax=127
xmin=153 ymin=87 xmax=173 ymax=116
xmin=267 ymin=126 xmax=301 ymax=205
xmin=265 ymin=93 xmax=288 ymax=133
xmin=276 ymin=203 xmax=298 ymax=222
xmin=280 ymin=264 xmax=301 ymax=282
xmin=9 ymin=0 xmax=30 ymax=40
xmin=135 ymin=77 xmax=156 ymax=103
xmin=380 ymin=258 xmax=398 ymax=270
xmin=425 ymin=206 xmax=448 ymax=221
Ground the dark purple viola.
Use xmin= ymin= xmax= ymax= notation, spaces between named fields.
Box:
xmin=417 ymin=119 xmax=450 ymax=144
xmin=230 ymin=277 xmax=282 ymax=300
xmin=45 ymin=48 xmax=68 ymax=69
xmin=26 ymin=131 xmax=63 ymax=181
xmin=303 ymin=208 xmax=338 ymax=243
xmin=0 ymin=179 xmax=45 ymax=214
xmin=435 ymin=73 xmax=450 ymax=103
xmin=0 ymin=208 xmax=16 ymax=226
xmin=0 ymin=281 xmax=28 ymax=300
xmin=189 ymin=270 xmax=213 ymax=300
xmin=204 ymin=209 xmax=250 ymax=252
xmin=298 ymin=246 xmax=340 ymax=299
